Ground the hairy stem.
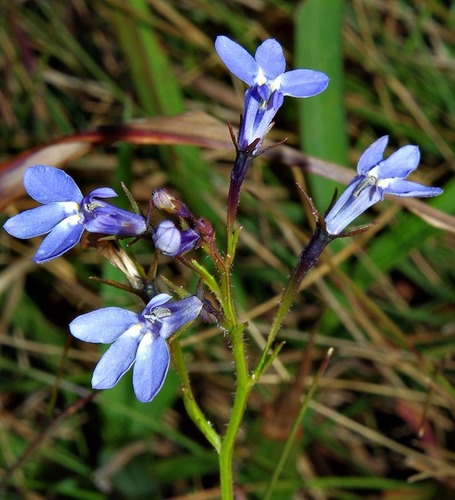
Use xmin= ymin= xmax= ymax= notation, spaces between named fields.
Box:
xmin=219 ymin=323 xmax=252 ymax=499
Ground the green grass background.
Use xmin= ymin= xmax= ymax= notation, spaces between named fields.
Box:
xmin=0 ymin=1 xmax=454 ymax=498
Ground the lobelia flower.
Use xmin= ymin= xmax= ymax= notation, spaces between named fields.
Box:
xmin=70 ymin=293 xmax=203 ymax=402
xmin=324 ymin=136 xmax=443 ymax=235
xmin=215 ymin=36 xmax=329 ymax=151
xmin=152 ymin=220 xmax=200 ymax=256
xmin=3 ymin=165 xmax=147 ymax=263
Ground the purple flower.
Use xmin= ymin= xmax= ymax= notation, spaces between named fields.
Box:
xmin=324 ymin=136 xmax=443 ymax=235
xmin=215 ymin=36 xmax=329 ymax=151
xmin=152 ymin=220 xmax=200 ymax=256
xmin=3 ymin=165 xmax=147 ymax=263
xmin=70 ymin=293 xmax=203 ymax=402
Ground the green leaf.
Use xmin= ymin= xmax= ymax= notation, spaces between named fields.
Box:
xmin=296 ymin=0 xmax=348 ymax=207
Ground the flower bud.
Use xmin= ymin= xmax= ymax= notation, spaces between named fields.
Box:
xmin=152 ymin=189 xmax=177 ymax=212
xmin=152 ymin=220 xmax=200 ymax=256
xmin=151 ymin=189 xmax=192 ymax=219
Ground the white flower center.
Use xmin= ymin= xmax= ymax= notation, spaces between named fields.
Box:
xmin=376 ymin=178 xmax=394 ymax=189
xmin=255 ymin=67 xmax=267 ymax=86
xmin=62 ymin=201 xmax=82 ymax=216
xmin=64 ymin=212 xmax=84 ymax=226
xmin=270 ymin=74 xmax=282 ymax=92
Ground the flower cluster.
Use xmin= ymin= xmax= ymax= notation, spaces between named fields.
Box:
xmin=2 ymin=166 xmax=204 ymax=402
xmin=1 ymin=36 xmax=444 ymax=414
xmin=324 ymin=136 xmax=443 ymax=235
xmin=215 ymin=36 xmax=329 ymax=152
xmin=70 ymin=294 xmax=203 ymax=402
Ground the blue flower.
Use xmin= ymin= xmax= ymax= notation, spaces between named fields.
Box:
xmin=152 ymin=220 xmax=200 ymax=256
xmin=3 ymin=165 xmax=147 ymax=263
xmin=70 ymin=293 xmax=203 ymax=402
xmin=215 ymin=36 xmax=329 ymax=150
xmin=324 ymin=136 xmax=443 ymax=235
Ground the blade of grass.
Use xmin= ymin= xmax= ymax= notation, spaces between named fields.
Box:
xmin=264 ymin=348 xmax=334 ymax=499
xmin=109 ymin=0 xmax=217 ymax=222
xmin=296 ymin=0 xmax=348 ymax=208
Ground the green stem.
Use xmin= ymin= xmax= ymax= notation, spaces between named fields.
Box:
xmin=218 ymin=220 xmax=251 ymax=498
xmin=254 ymin=226 xmax=332 ymax=379
xmin=216 ymin=146 xmax=260 ymax=497
xmin=219 ymin=323 xmax=252 ymax=499
xmin=170 ymin=339 xmax=221 ymax=452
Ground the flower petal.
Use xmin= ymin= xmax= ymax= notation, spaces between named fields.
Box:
xmin=24 ymin=165 xmax=83 ymax=204
xmin=152 ymin=220 xmax=181 ymax=255
xmin=152 ymin=220 xmax=199 ymax=256
xmin=160 ymin=296 xmax=203 ymax=339
xmin=381 ymin=179 xmax=444 ymax=198
xmin=279 ymin=69 xmax=329 ymax=97
xmin=178 ymin=228 xmax=200 ymax=254
xmin=357 ymin=136 xmax=389 ymax=175
xmin=91 ymin=327 xmax=141 ymax=390
xmin=376 ymin=145 xmax=420 ymax=179
xmin=324 ymin=178 xmax=382 ymax=235
xmin=144 ymin=293 xmax=172 ymax=313
xmin=239 ymin=89 xmax=277 ymax=149
xmin=255 ymin=39 xmax=285 ymax=80
xmin=3 ymin=202 xmax=78 ymax=239
xmin=86 ymin=187 xmax=118 ymax=199
xmin=83 ymin=203 xmax=147 ymax=236
xmin=215 ymin=36 xmax=258 ymax=86
xmin=133 ymin=334 xmax=170 ymax=402
xmin=70 ymin=308 xmax=140 ymax=343
xmin=32 ymin=214 xmax=84 ymax=263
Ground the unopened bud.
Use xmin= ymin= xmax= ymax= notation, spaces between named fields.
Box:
xmin=152 ymin=189 xmax=177 ymax=212
xmin=151 ymin=189 xmax=192 ymax=219
xmin=152 ymin=220 xmax=200 ymax=256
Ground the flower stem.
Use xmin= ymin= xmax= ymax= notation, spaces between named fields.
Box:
xmin=226 ymin=150 xmax=254 ymax=234
xmin=219 ymin=323 xmax=252 ymax=499
xmin=254 ymin=226 xmax=333 ymax=379
xmin=218 ymin=215 xmax=252 ymax=497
